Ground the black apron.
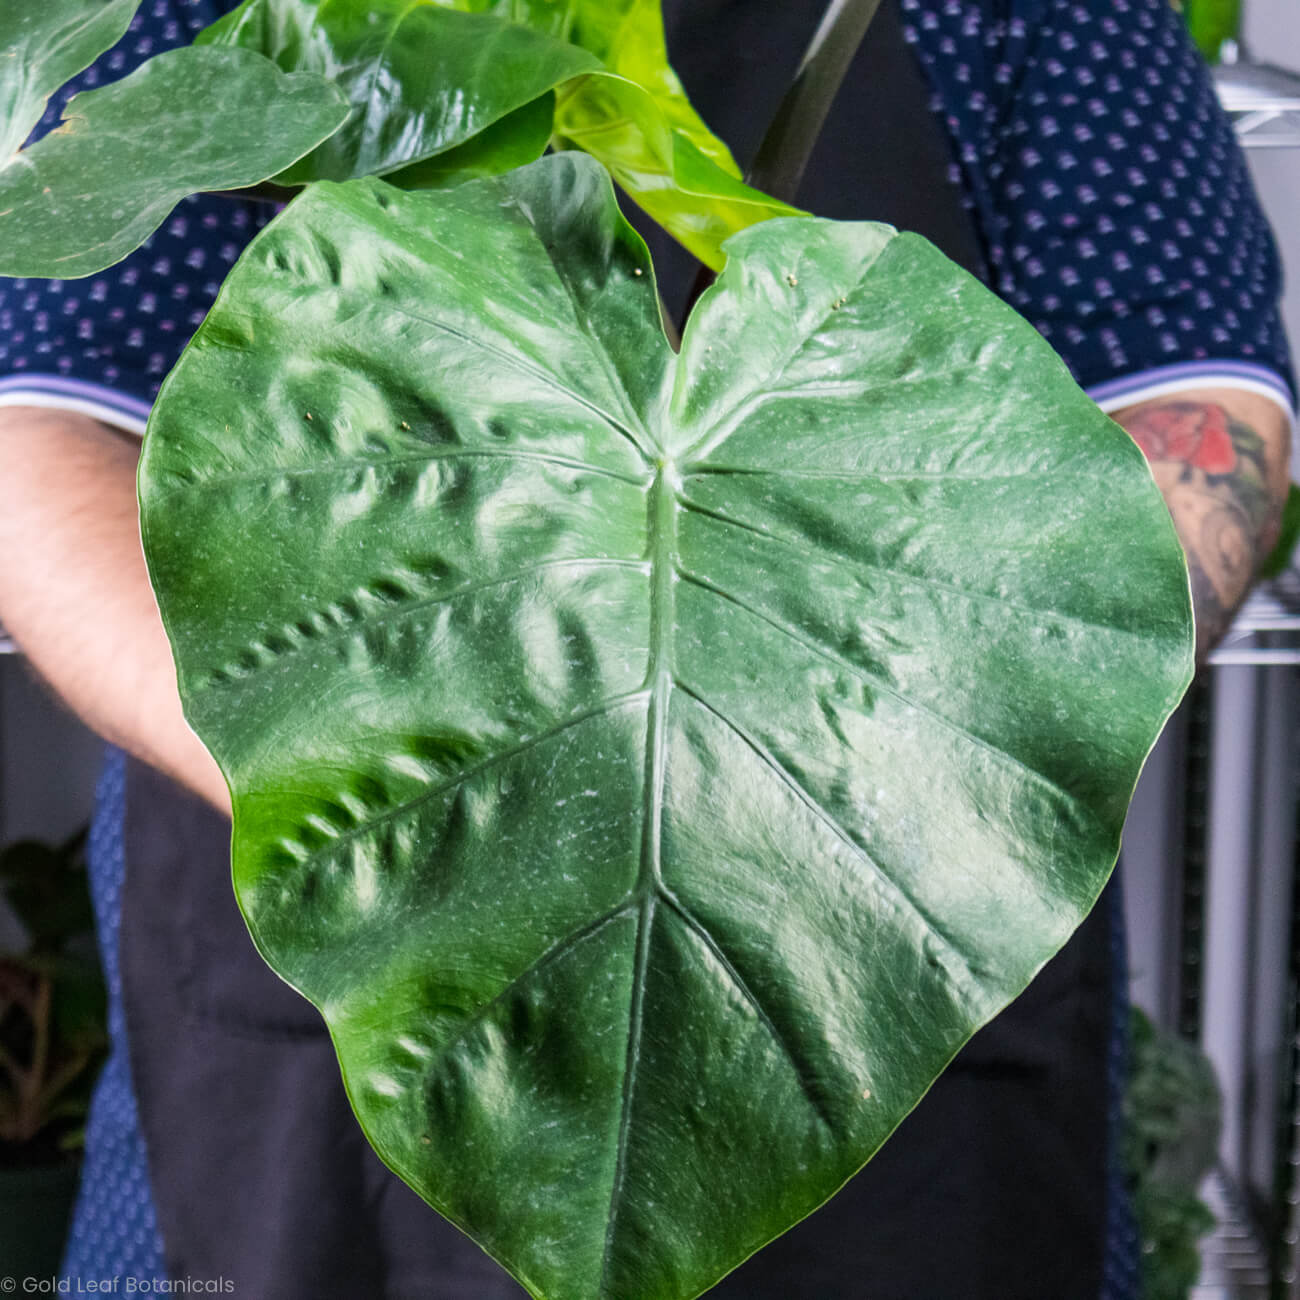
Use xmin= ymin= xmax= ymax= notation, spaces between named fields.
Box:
xmin=120 ymin=4 xmax=1113 ymax=1295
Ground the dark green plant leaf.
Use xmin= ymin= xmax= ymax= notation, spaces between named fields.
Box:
xmin=0 ymin=0 xmax=139 ymax=160
xmin=1259 ymin=481 xmax=1300 ymax=579
xmin=140 ymin=154 xmax=1193 ymax=1299
xmin=381 ymin=94 xmax=556 ymax=191
xmin=0 ymin=834 xmax=93 ymax=950
xmin=1124 ymin=1008 xmax=1221 ymax=1300
xmin=198 ymin=0 xmax=600 ymax=183
xmin=0 ymin=47 xmax=348 ymax=279
xmin=200 ymin=0 xmax=796 ymax=265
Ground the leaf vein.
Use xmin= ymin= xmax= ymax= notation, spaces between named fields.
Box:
xmin=203 ymin=557 xmax=650 ymax=693
xmin=164 ymin=447 xmax=649 ymax=489
xmin=676 ymin=568 xmax=1080 ymax=811
xmin=672 ymin=680 xmax=980 ymax=998
xmin=658 ymin=888 xmax=834 ymax=1130
xmin=323 ymin=286 xmax=649 ymax=459
xmin=598 ymin=894 xmax=655 ymax=1296
xmin=272 ymin=689 xmax=651 ymax=874
xmin=678 ymin=495 xmax=1152 ymax=643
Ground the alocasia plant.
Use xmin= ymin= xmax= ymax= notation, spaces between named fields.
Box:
xmin=0 ymin=2 xmax=1194 ymax=1296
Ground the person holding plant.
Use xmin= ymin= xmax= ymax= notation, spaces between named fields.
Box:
xmin=0 ymin=0 xmax=1291 ymax=1296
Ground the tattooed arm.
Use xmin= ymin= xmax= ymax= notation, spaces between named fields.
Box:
xmin=1113 ymin=389 xmax=1292 ymax=662
xmin=0 ymin=406 xmax=230 ymax=814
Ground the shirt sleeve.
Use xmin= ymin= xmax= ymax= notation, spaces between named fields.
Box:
xmin=0 ymin=0 xmax=261 ymax=435
xmin=901 ymin=0 xmax=1295 ymax=419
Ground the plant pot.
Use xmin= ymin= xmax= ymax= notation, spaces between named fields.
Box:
xmin=0 ymin=1157 xmax=81 ymax=1278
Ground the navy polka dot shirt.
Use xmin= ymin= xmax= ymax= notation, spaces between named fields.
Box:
xmin=900 ymin=0 xmax=1294 ymax=411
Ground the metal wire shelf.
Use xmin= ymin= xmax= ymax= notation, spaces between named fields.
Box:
xmin=1217 ymin=59 xmax=1300 ymax=150
xmin=1211 ymin=569 xmax=1300 ymax=667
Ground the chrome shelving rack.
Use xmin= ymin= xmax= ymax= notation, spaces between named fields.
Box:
xmin=1184 ymin=55 xmax=1300 ymax=1300
xmin=1216 ymin=58 xmax=1300 ymax=149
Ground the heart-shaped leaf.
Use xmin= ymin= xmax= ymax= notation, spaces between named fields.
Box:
xmin=200 ymin=0 xmax=796 ymax=266
xmin=140 ymin=154 xmax=1192 ymax=1299
xmin=0 ymin=46 xmax=348 ymax=279
xmin=0 ymin=0 xmax=140 ymax=160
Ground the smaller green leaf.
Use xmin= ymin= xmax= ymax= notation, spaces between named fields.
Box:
xmin=476 ymin=0 xmax=804 ymax=268
xmin=0 ymin=838 xmax=94 ymax=950
xmin=1259 ymin=481 xmax=1300 ymax=579
xmin=0 ymin=46 xmax=349 ymax=279
xmin=199 ymin=0 xmax=601 ymax=183
xmin=384 ymin=94 xmax=555 ymax=191
xmin=554 ymin=72 xmax=801 ymax=271
xmin=0 ymin=0 xmax=140 ymax=160
xmin=556 ymin=0 xmax=743 ymax=174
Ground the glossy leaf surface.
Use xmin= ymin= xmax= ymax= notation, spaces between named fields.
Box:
xmin=199 ymin=0 xmax=600 ymax=182
xmin=380 ymin=94 xmax=556 ymax=191
xmin=200 ymin=0 xmax=796 ymax=265
xmin=0 ymin=47 xmax=347 ymax=279
xmin=140 ymin=155 xmax=1192 ymax=1299
xmin=0 ymin=0 xmax=139 ymax=159
xmin=545 ymin=0 xmax=800 ymax=268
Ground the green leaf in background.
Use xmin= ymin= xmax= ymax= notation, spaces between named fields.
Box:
xmin=546 ymin=0 xmax=801 ymax=269
xmin=1176 ymin=0 xmax=1242 ymax=64
xmin=201 ymin=0 xmax=797 ymax=266
xmin=0 ymin=47 xmax=348 ymax=279
xmin=140 ymin=154 xmax=1192 ymax=1299
xmin=1124 ymin=1008 xmax=1221 ymax=1300
xmin=381 ymin=93 xmax=557 ymax=191
xmin=439 ymin=0 xmax=748 ymax=171
xmin=198 ymin=0 xmax=601 ymax=183
xmin=1259 ymin=481 xmax=1300 ymax=579
xmin=0 ymin=0 xmax=139 ymax=160
xmin=0 ymin=835 xmax=93 ymax=951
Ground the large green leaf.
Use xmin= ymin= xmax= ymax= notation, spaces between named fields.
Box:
xmin=0 ymin=0 xmax=139 ymax=160
xmin=200 ymin=0 xmax=796 ymax=266
xmin=140 ymin=154 xmax=1192 ymax=1299
xmin=0 ymin=47 xmax=348 ymax=279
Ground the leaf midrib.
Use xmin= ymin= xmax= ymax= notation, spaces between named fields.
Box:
xmin=599 ymin=461 xmax=678 ymax=1292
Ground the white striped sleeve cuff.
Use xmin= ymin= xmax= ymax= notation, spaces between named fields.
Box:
xmin=0 ymin=375 xmax=152 ymax=437
xmin=1086 ymin=360 xmax=1296 ymax=435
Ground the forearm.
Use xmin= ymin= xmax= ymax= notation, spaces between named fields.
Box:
xmin=0 ymin=405 xmax=229 ymax=815
xmin=1112 ymin=388 xmax=1292 ymax=662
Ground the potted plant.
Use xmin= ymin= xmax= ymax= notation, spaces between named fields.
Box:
xmin=0 ymin=1 xmax=1196 ymax=1295
xmin=0 ymin=831 xmax=107 ymax=1278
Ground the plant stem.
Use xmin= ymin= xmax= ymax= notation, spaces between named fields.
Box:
xmin=208 ymin=181 xmax=300 ymax=205
xmin=36 ymin=1049 xmax=91 ymax=1115
xmin=0 ymin=1037 xmax=23 ymax=1087
xmin=681 ymin=0 xmax=885 ymax=324
xmin=747 ymin=0 xmax=886 ymax=204
xmin=29 ymin=973 xmax=51 ymax=1101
